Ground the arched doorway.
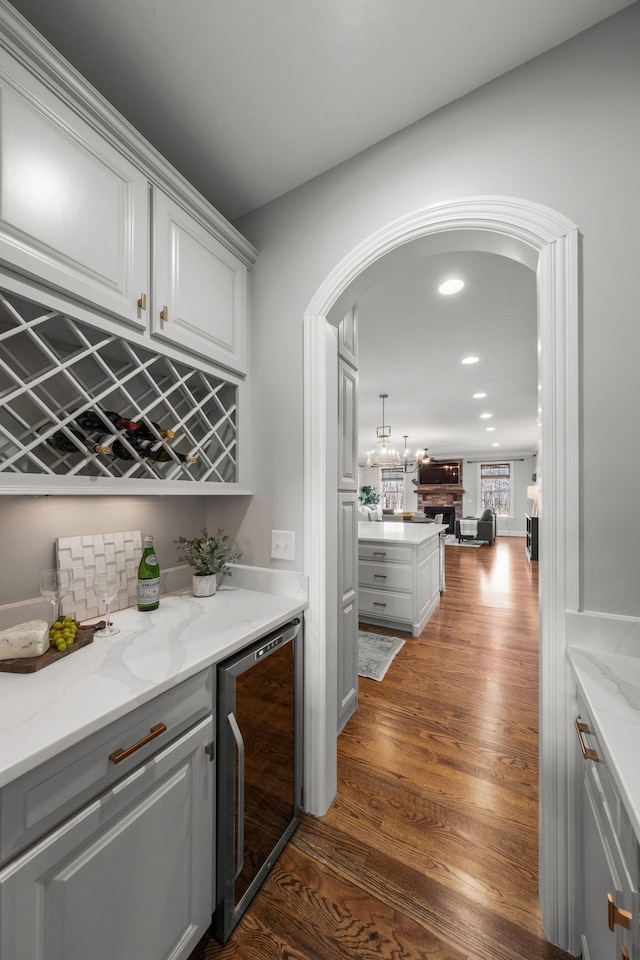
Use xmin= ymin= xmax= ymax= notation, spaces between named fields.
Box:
xmin=302 ymin=196 xmax=580 ymax=951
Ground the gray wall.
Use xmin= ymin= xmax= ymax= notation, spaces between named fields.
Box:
xmin=235 ymin=5 xmax=640 ymax=617
xmin=0 ymin=495 xmax=252 ymax=609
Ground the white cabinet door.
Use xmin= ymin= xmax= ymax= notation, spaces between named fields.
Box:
xmin=338 ymin=493 xmax=358 ymax=732
xmin=0 ymin=61 xmax=149 ymax=327
xmin=153 ymin=190 xmax=248 ymax=373
xmin=0 ymin=717 xmax=214 ymax=960
xmin=338 ymin=358 xmax=358 ymax=491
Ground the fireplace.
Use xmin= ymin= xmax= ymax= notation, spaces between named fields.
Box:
xmin=422 ymin=506 xmax=456 ymax=534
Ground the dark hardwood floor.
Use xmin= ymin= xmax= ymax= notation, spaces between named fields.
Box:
xmin=190 ymin=536 xmax=573 ymax=960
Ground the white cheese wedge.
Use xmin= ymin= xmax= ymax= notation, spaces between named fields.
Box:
xmin=0 ymin=620 xmax=50 ymax=660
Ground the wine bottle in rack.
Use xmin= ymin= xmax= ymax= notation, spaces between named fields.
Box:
xmin=135 ymin=420 xmax=175 ymax=441
xmin=76 ymin=410 xmax=139 ymax=434
xmin=96 ymin=436 xmax=144 ymax=461
xmin=137 ymin=440 xmax=197 ymax=464
xmin=45 ymin=428 xmax=111 ymax=456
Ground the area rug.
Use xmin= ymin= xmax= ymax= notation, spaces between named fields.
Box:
xmin=444 ymin=535 xmax=484 ymax=547
xmin=358 ymin=631 xmax=405 ymax=681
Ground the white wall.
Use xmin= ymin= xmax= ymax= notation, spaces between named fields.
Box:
xmin=236 ymin=5 xmax=640 ymax=617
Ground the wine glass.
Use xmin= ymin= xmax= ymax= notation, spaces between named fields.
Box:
xmin=39 ymin=568 xmax=72 ymax=625
xmin=92 ymin=570 xmax=123 ymax=638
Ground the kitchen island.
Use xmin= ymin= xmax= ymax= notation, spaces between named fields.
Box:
xmin=0 ymin=567 xmax=307 ymax=960
xmin=358 ymin=521 xmax=446 ymax=637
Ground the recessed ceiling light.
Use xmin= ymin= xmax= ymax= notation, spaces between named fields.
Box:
xmin=472 ymin=392 xmax=486 ymax=399
xmin=461 ymin=356 xmax=479 ymax=365
xmin=438 ymin=278 xmax=464 ymax=296
xmin=486 ymin=427 xmax=496 ymax=432
xmin=480 ymin=413 xmax=492 ymax=419
xmin=492 ymin=443 xmax=500 ymax=447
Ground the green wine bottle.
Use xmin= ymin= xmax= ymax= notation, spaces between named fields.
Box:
xmin=137 ymin=534 xmax=160 ymax=611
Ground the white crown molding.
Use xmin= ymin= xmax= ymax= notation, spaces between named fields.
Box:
xmin=0 ymin=0 xmax=258 ymax=268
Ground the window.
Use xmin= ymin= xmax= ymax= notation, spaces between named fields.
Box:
xmin=479 ymin=462 xmax=511 ymax=516
xmin=381 ymin=467 xmax=404 ymax=511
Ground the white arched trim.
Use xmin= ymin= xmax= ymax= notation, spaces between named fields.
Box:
xmin=303 ymin=196 xmax=580 ymax=953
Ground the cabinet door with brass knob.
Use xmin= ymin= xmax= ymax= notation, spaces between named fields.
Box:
xmin=577 ymin=706 xmax=638 ymax=960
xmin=0 ymin=53 xmax=149 ymax=330
xmin=152 ymin=190 xmax=248 ymax=375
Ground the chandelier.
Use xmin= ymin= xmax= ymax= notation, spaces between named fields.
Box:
xmin=402 ymin=437 xmax=431 ymax=473
xmin=366 ymin=394 xmax=400 ymax=467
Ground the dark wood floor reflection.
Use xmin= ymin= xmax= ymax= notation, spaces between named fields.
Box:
xmin=191 ymin=537 xmax=572 ymax=960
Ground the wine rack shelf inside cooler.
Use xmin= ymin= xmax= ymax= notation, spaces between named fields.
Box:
xmin=0 ymin=287 xmax=238 ymax=485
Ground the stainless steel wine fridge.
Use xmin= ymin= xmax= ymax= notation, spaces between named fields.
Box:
xmin=214 ymin=618 xmax=302 ymax=943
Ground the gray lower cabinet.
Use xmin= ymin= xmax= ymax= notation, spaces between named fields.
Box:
xmin=0 ymin=670 xmax=215 ymax=960
xmin=576 ymin=699 xmax=640 ymax=960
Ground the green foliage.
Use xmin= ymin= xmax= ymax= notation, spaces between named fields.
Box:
xmin=359 ymin=485 xmax=380 ymax=505
xmin=175 ymin=528 xmax=242 ymax=577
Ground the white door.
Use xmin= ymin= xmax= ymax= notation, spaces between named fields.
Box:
xmin=337 ymin=308 xmax=359 ymax=732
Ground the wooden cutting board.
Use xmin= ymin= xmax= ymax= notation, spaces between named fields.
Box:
xmin=0 ymin=623 xmax=100 ymax=673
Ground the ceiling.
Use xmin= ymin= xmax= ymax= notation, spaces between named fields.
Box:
xmin=5 ymin=0 xmax=631 ymax=459
xmin=6 ymin=0 xmax=636 ymax=221
xmin=357 ymin=250 xmax=538 ymax=461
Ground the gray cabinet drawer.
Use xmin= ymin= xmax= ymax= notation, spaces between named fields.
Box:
xmin=358 ymin=561 xmax=412 ymax=592
xmin=0 ymin=667 xmax=213 ymax=866
xmin=358 ymin=542 xmax=412 ymax=563
xmin=359 ymin=587 xmax=413 ymax=622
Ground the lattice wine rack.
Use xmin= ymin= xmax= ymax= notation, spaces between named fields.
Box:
xmin=0 ymin=286 xmax=239 ymax=490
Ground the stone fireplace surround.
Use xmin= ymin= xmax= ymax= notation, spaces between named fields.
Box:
xmin=421 ymin=504 xmax=457 ymax=534
xmin=416 ymin=459 xmax=464 ymax=534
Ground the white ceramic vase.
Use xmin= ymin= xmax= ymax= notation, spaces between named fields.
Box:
xmin=192 ymin=573 xmax=217 ymax=597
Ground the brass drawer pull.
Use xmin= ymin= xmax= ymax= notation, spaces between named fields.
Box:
xmin=137 ymin=292 xmax=147 ymax=310
xmin=372 ymin=551 xmax=387 ymax=556
xmin=160 ymin=305 xmax=169 ymax=321
xmin=109 ymin=722 xmax=167 ymax=764
xmin=373 ymin=601 xmax=387 ymax=607
xmin=373 ymin=574 xmax=387 ymax=579
xmin=621 ymin=947 xmax=630 ymax=960
xmin=575 ymin=718 xmax=600 ymax=762
xmin=608 ymin=893 xmax=632 ymax=931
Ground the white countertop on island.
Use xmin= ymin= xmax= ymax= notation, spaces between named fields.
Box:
xmin=358 ymin=520 xmax=446 ymax=544
xmin=0 ymin=569 xmax=307 ymax=788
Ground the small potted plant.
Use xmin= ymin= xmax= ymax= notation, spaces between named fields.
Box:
xmin=175 ymin=528 xmax=241 ymax=597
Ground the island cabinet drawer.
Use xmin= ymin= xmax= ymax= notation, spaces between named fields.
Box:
xmin=358 ymin=542 xmax=413 ymax=564
xmin=359 ymin=587 xmax=413 ymax=622
xmin=358 ymin=561 xmax=413 ymax=592
xmin=0 ymin=666 xmax=213 ymax=867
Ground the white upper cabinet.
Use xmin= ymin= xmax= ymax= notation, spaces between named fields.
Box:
xmin=0 ymin=56 xmax=149 ymax=329
xmin=153 ymin=190 xmax=248 ymax=373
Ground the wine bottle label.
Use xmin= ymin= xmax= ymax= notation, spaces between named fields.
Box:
xmin=137 ymin=578 xmax=160 ymax=602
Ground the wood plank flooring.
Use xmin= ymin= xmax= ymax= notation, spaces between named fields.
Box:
xmin=190 ymin=536 xmax=573 ymax=960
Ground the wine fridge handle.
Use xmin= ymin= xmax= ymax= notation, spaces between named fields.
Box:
xmin=228 ymin=711 xmax=245 ymax=880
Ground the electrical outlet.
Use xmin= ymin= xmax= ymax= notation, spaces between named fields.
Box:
xmin=271 ymin=530 xmax=295 ymax=561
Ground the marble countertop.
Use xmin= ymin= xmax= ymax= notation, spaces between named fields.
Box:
xmin=567 ymin=613 xmax=640 ymax=844
xmin=0 ymin=570 xmax=307 ymax=788
xmin=358 ymin=520 xmax=446 ymax=545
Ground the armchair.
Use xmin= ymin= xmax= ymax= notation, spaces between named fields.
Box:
xmin=455 ymin=508 xmax=496 ymax=544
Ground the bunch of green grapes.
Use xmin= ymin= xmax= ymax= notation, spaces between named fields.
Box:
xmin=49 ymin=615 xmax=78 ymax=651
